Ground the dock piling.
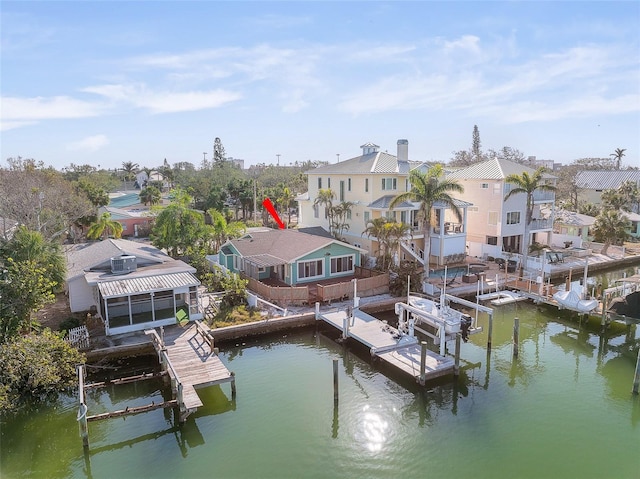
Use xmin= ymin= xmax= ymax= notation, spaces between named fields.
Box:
xmin=419 ymin=341 xmax=428 ymax=386
xmin=454 ymin=334 xmax=461 ymax=376
xmin=513 ymin=317 xmax=520 ymax=358
xmin=633 ymin=347 xmax=640 ymax=395
xmin=333 ymin=359 xmax=339 ymax=404
xmin=487 ymin=313 xmax=493 ymax=351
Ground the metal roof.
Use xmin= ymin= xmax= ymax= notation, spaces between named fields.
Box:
xmin=243 ymin=254 xmax=288 ymax=268
xmin=368 ymin=195 xmax=414 ymax=209
xmin=447 ymin=158 xmax=556 ymax=180
xmin=575 ymin=170 xmax=640 ymax=190
xmin=97 ymin=272 xmax=200 ymax=298
xmin=308 ymin=151 xmax=424 ymax=175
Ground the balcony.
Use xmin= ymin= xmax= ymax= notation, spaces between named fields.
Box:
xmin=433 ymin=222 xmax=464 ymax=235
xmin=530 ymin=218 xmax=553 ymax=230
xmin=533 ymin=191 xmax=555 ymax=203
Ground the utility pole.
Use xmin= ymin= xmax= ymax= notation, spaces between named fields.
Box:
xmin=336 ymin=154 xmax=340 ymax=163
xmin=276 ymin=154 xmax=281 ymax=166
xmin=203 ymin=152 xmax=207 ymax=162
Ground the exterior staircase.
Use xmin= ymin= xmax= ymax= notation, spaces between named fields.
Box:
xmin=400 ymin=241 xmax=425 ymax=265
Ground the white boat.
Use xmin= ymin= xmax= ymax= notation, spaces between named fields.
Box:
xmin=552 ymin=282 xmax=598 ymax=313
xmin=477 ymin=290 xmax=527 ymax=306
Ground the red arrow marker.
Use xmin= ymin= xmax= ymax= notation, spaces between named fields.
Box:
xmin=262 ymin=197 xmax=285 ymax=229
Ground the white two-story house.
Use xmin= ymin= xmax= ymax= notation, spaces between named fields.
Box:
xmin=447 ymin=158 xmax=557 ymax=265
xmin=297 ymin=140 xmax=471 ymax=268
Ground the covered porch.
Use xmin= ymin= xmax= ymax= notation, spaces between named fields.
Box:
xmin=97 ymin=272 xmax=202 ymax=335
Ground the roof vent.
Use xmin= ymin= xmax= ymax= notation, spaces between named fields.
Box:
xmin=110 ymin=255 xmax=137 ymax=275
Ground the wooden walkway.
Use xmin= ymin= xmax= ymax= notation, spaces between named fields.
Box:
xmin=147 ymin=322 xmax=235 ymax=420
xmin=317 ymin=308 xmax=456 ymax=384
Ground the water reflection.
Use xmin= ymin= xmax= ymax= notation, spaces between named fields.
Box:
xmin=358 ymin=404 xmax=389 ymax=453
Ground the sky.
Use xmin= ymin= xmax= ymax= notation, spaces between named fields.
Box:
xmin=1 ymin=1 xmax=639 ymax=171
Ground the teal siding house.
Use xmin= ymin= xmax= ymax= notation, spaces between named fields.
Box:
xmin=218 ymin=228 xmax=365 ymax=285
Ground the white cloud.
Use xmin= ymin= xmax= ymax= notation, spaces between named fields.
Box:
xmin=84 ymin=83 xmax=242 ymax=113
xmin=66 ymin=134 xmax=110 ymax=152
xmin=0 ymin=95 xmax=105 ymax=121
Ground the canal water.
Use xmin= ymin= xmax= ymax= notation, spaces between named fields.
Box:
xmin=2 ymin=298 xmax=638 ymax=479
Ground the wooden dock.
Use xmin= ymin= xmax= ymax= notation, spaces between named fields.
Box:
xmin=146 ymin=322 xmax=236 ymax=421
xmin=317 ymin=307 xmax=456 ymax=384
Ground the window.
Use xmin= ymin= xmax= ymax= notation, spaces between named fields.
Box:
xmin=481 ymin=183 xmax=489 ymax=189
xmin=348 ymin=178 xmax=351 ymax=191
xmin=493 ymin=183 xmax=501 ymax=194
xmin=327 ymin=178 xmax=331 ymax=189
xmin=364 ymin=211 xmax=370 ymax=223
xmin=365 ymin=179 xmax=369 ymax=192
xmin=488 ymin=211 xmax=498 ymax=225
xmin=318 ymin=178 xmax=322 ymax=189
xmin=487 ymin=236 xmax=498 ymax=245
xmin=346 ymin=210 xmax=352 ymax=220
xmin=298 ymin=259 xmax=323 ymax=279
xmin=382 ymin=178 xmax=397 ymax=190
xmin=468 ymin=206 xmax=479 ymax=212
xmin=507 ymin=211 xmax=521 ymax=224
xmin=400 ymin=211 xmax=407 ymax=224
xmin=339 ymin=180 xmax=345 ymax=201
xmin=331 ymin=255 xmax=354 ymax=274
xmin=313 ymin=204 xmax=319 ymax=218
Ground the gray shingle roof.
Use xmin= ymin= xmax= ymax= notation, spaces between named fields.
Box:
xmin=447 ymin=158 xmax=556 ymax=180
xmin=575 ymin=170 xmax=640 ymax=190
xmin=228 ymin=229 xmax=362 ymax=263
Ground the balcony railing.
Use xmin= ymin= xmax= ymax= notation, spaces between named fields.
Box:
xmin=433 ymin=222 xmax=464 ymax=235
xmin=533 ymin=191 xmax=555 ymax=202
xmin=530 ymin=218 xmax=553 ymax=230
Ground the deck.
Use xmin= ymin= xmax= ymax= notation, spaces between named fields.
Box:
xmin=147 ymin=322 xmax=235 ymax=419
xmin=318 ymin=308 xmax=455 ymax=383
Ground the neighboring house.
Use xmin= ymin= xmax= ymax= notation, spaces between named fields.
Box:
xmin=622 ymin=210 xmax=640 ymax=239
xmin=135 ymin=170 xmax=170 ymax=190
xmin=108 ymin=192 xmax=143 ymax=209
xmin=551 ymin=209 xmax=596 ymax=248
xmin=297 ymin=140 xmax=471 ymax=267
xmin=218 ymin=228 xmax=365 ymax=285
xmin=447 ymin=158 xmax=557 ymax=261
xmin=99 ymin=206 xmax=153 ymax=238
xmin=575 ymin=170 xmax=640 ymax=206
xmin=65 ymin=239 xmax=201 ymax=336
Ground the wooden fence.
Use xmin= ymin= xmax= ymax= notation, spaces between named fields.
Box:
xmin=317 ymin=273 xmax=390 ymax=303
xmin=245 ymin=276 xmax=309 ymax=305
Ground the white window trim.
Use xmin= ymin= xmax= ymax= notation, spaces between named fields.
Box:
xmin=330 ymin=254 xmax=355 ymax=275
xmin=297 ymin=259 xmax=324 ymax=280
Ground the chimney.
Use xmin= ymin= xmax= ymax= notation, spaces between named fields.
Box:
xmin=397 ymin=139 xmax=408 ymax=162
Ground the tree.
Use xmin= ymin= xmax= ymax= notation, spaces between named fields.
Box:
xmin=139 ymin=186 xmax=162 ymax=206
xmin=0 ymin=259 xmax=58 ymax=342
xmin=121 ymin=161 xmax=139 ymax=181
xmin=213 ymin=137 xmax=226 ymax=166
xmin=151 ymin=191 xmax=209 ymax=257
xmin=363 ymin=217 xmax=393 ymax=270
xmin=329 ymin=201 xmax=355 ymax=240
xmin=0 ymin=226 xmax=66 ymax=288
xmin=0 ymin=329 xmax=85 ymax=413
xmin=617 ymin=180 xmax=640 ymax=213
xmin=601 ymin=189 xmax=626 ymax=210
xmin=610 ymin=148 xmax=626 ymax=169
xmin=314 ymin=188 xmax=336 ymax=233
xmin=592 ymin=210 xmax=630 ymax=255
xmin=86 ymin=212 xmax=123 ymax=240
xmin=472 ymin=124 xmax=482 ymax=162
xmin=503 ymin=167 xmax=556 ymax=275
xmin=0 ymin=159 xmax=93 ymax=240
xmin=277 ymin=186 xmax=296 ymax=226
xmin=390 ymin=165 xmax=463 ymax=282
xmin=208 ymin=209 xmax=246 ymax=252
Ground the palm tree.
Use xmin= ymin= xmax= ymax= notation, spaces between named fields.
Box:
xmin=592 ymin=210 xmax=630 ymax=255
xmin=86 ymin=212 xmax=123 ymax=240
xmin=278 ymin=186 xmax=296 ymax=226
xmin=330 ymin=201 xmax=355 ymax=240
xmin=610 ymin=148 xmax=626 ymax=169
xmin=363 ymin=217 xmax=393 ymax=270
xmin=504 ymin=167 xmax=556 ymax=276
xmin=139 ymin=186 xmax=162 ymax=206
xmin=208 ymin=209 xmax=246 ymax=252
xmin=121 ymin=161 xmax=139 ymax=181
xmin=390 ymin=165 xmax=463 ymax=282
xmin=314 ymin=188 xmax=336 ymax=234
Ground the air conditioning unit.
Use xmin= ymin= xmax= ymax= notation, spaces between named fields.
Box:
xmin=110 ymin=255 xmax=137 ymax=274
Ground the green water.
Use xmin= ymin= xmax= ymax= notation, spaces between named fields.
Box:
xmin=2 ymin=303 xmax=639 ymax=479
